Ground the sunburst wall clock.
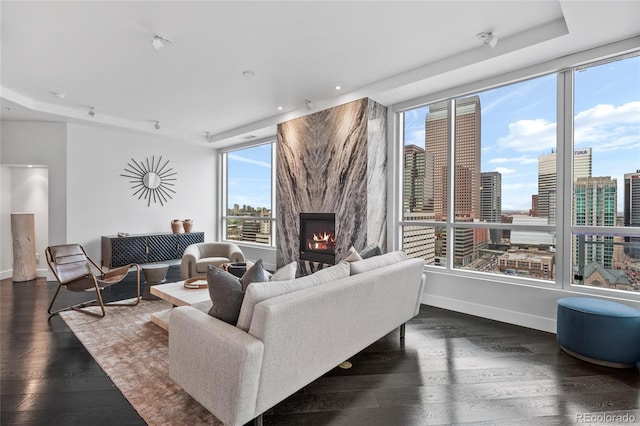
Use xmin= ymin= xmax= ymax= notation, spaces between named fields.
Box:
xmin=121 ymin=156 xmax=177 ymax=206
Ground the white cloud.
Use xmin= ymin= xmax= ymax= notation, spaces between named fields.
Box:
xmin=574 ymin=101 xmax=640 ymax=151
xmin=482 ymin=88 xmax=524 ymax=116
xmin=489 ymin=155 xmax=538 ymax=165
xmin=496 ymin=101 xmax=640 ymax=154
xmin=228 ymin=153 xmax=271 ymax=168
xmin=494 ymin=167 xmax=516 ymax=174
xmin=497 ymin=118 xmax=556 ymax=152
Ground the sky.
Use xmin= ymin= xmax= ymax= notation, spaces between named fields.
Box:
xmin=226 ymin=55 xmax=639 ymax=214
xmin=404 ymin=54 xmax=639 ymax=213
xmin=226 ymin=144 xmax=272 ymax=210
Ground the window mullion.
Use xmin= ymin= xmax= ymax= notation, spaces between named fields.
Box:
xmin=446 ymin=99 xmax=456 ymax=270
xmin=557 ymin=70 xmax=574 ymax=289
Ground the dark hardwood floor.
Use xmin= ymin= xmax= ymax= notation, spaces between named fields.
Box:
xmin=2 ymin=267 xmax=639 ymax=425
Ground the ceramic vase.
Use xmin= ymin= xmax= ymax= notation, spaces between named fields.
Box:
xmin=183 ymin=219 xmax=193 ymax=233
xmin=171 ymin=219 xmax=184 ymax=234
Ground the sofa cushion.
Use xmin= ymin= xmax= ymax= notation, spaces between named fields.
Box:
xmin=236 ymin=262 xmax=350 ymax=331
xmin=207 ymin=259 xmax=267 ymax=324
xmin=359 ymin=243 xmax=382 ymax=259
xmin=269 ymin=261 xmax=297 ymax=282
xmin=349 ymin=250 xmax=408 ymax=275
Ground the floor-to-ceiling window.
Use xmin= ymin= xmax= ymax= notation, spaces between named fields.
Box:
xmin=571 ymin=54 xmax=640 ymax=292
xmin=221 ymin=142 xmax=276 ymax=247
xmin=400 ymin=51 xmax=640 ymax=294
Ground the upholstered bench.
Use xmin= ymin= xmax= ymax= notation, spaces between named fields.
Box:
xmin=556 ymin=297 xmax=640 ymax=368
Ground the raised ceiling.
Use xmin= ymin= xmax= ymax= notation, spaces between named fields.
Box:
xmin=1 ymin=1 xmax=639 ymax=148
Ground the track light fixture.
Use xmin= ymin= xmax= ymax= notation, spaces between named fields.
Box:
xmin=88 ymin=106 xmax=95 ymax=117
xmin=205 ymin=131 xmax=213 ymax=143
xmin=304 ymin=99 xmax=313 ymax=110
xmin=151 ymin=35 xmax=174 ymax=50
xmin=477 ymin=31 xmax=498 ymax=48
xmin=154 ymin=121 xmax=160 ymax=130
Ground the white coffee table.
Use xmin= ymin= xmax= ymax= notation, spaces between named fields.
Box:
xmin=150 ymin=280 xmax=210 ymax=331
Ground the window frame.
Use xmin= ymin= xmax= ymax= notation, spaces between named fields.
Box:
xmin=219 ymin=139 xmax=277 ymax=248
xmin=394 ymin=47 xmax=640 ymax=299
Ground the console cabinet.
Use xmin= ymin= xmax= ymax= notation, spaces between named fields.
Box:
xmin=101 ymin=232 xmax=204 ymax=268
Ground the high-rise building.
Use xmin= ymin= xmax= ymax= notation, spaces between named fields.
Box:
xmin=537 ymin=152 xmax=555 ymax=221
xmin=425 ymin=96 xmax=481 ymax=265
xmin=481 ymin=172 xmax=502 ymax=244
xmin=425 ymin=96 xmax=481 ymax=221
xmin=241 ymin=220 xmax=260 ymax=242
xmin=402 ymin=212 xmax=436 ymax=263
xmin=538 ymin=148 xmax=592 ymax=224
xmin=402 ymin=145 xmax=435 ymax=264
xmin=573 ymin=176 xmax=617 ymax=272
xmin=624 ymin=170 xmax=640 ymax=258
xmin=403 ymin=145 xmax=433 ymax=213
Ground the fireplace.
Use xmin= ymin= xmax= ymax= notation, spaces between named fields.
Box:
xmin=299 ymin=213 xmax=336 ymax=264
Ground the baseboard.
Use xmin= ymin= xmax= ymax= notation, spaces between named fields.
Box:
xmin=0 ymin=269 xmax=51 ymax=280
xmin=421 ymin=293 xmax=557 ymax=334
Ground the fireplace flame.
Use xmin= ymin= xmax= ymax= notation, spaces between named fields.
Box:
xmin=308 ymin=231 xmax=335 ymax=251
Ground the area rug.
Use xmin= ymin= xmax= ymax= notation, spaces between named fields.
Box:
xmin=59 ymin=300 xmax=224 ymax=425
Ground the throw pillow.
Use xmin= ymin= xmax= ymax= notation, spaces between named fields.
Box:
xmin=207 ymin=259 xmax=267 ymax=324
xmin=269 ymin=261 xmax=297 ymax=281
xmin=359 ymin=243 xmax=382 ymax=259
xmin=342 ymin=246 xmax=363 ymax=262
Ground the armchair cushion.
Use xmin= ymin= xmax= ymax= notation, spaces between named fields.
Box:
xmin=196 ymin=257 xmax=230 ymax=273
xmin=181 ymin=242 xmax=245 ymax=280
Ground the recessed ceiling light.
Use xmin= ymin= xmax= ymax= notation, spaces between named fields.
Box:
xmin=277 ymin=106 xmax=283 ymax=111
xmin=152 ymin=35 xmax=173 ymax=50
xmin=477 ymin=31 xmax=498 ymax=48
xmin=52 ymin=92 xmax=66 ymax=100
xmin=335 ymin=86 xmax=342 ymax=90
xmin=242 ymin=70 xmax=255 ymax=78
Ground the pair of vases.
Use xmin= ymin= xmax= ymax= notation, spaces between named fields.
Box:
xmin=171 ymin=219 xmax=193 ymax=234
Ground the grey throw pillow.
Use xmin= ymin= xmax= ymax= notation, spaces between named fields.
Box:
xmin=359 ymin=243 xmax=382 ymax=259
xmin=207 ymin=259 xmax=267 ymax=324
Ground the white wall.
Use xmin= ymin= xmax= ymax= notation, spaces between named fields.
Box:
xmin=422 ymin=270 xmax=640 ymax=334
xmin=1 ymin=121 xmax=217 ymax=268
xmin=66 ymin=123 xmax=216 ymax=261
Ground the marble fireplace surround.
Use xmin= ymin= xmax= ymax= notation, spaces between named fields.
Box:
xmin=276 ymin=97 xmax=387 ymax=270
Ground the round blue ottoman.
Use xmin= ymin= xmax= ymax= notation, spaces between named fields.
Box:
xmin=556 ymin=297 xmax=640 ymax=368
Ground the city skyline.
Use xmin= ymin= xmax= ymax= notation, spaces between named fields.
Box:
xmin=404 ymin=56 xmax=639 ymax=213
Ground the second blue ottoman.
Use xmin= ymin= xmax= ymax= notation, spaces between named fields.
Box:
xmin=556 ymin=297 xmax=640 ymax=368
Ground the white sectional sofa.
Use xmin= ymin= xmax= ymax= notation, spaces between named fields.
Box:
xmin=169 ymin=251 xmax=426 ymax=426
